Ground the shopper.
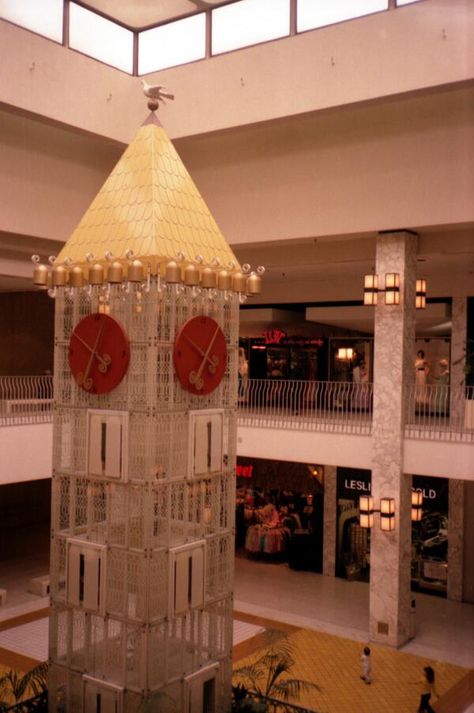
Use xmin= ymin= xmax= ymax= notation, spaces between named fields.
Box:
xmin=360 ymin=646 xmax=372 ymax=684
xmin=414 ymin=666 xmax=438 ymax=712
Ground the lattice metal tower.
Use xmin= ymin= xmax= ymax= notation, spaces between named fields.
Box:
xmin=33 ymin=104 xmax=262 ymax=713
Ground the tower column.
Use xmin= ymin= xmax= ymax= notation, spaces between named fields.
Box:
xmin=369 ymin=231 xmax=416 ymax=647
xmin=450 ymin=296 xmax=467 ymax=426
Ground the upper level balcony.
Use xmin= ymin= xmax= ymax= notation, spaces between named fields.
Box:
xmin=1 ymin=375 xmax=473 ymax=438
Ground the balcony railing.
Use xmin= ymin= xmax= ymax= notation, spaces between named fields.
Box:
xmin=1 ymin=375 xmax=473 ymax=443
xmin=237 ymin=379 xmax=373 ymax=434
xmin=404 ymin=383 xmax=474 ymax=442
xmin=0 ymin=375 xmax=53 ymax=426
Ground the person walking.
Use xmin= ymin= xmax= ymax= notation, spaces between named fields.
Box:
xmin=360 ymin=646 xmax=372 ymax=684
xmin=415 ymin=666 xmax=438 ymax=712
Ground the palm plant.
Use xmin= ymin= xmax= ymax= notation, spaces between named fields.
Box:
xmin=233 ymin=631 xmax=320 ymax=712
xmin=0 ymin=662 xmax=48 ymax=710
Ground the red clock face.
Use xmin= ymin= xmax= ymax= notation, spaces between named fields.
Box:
xmin=173 ymin=316 xmax=227 ymax=396
xmin=68 ymin=313 xmax=130 ymax=395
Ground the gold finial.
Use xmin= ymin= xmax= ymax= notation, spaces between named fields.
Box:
xmin=89 ymin=263 xmax=105 ymax=285
xmin=184 ymin=263 xmax=200 ymax=286
xmin=201 ymin=267 xmax=217 ymax=289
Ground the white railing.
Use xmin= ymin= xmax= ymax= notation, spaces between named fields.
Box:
xmin=0 ymin=375 xmax=53 ymax=426
xmin=238 ymin=379 xmax=373 ymax=434
xmin=405 ymin=383 xmax=474 ymax=442
xmin=1 ymin=375 xmax=473 ymax=442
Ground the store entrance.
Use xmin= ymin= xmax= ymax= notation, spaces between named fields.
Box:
xmin=235 ymin=456 xmax=324 ymax=573
xmin=335 ymin=468 xmax=449 ymax=596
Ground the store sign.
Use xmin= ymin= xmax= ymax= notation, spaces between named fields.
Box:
xmin=263 ymin=329 xmax=286 ymax=345
xmin=344 ymin=479 xmax=370 ymax=492
xmin=236 ymin=464 xmax=254 ymax=478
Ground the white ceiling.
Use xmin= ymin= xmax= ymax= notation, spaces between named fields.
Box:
xmin=84 ymin=0 xmax=236 ymax=28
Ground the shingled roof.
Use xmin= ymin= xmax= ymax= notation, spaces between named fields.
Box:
xmin=56 ymin=113 xmax=239 ymax=273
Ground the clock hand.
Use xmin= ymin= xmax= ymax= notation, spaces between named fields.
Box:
xmin=183 ymin=333 xmax=219 ymax=373
xmin=77 ymin=318 xmax=106 ymax=390
xmin=195 ymin=325 xmax=220 ymax=384
xmin=72 ymin=331 xmax=111 ymax=370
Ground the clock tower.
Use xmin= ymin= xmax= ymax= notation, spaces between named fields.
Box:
xmin=33 ymin=101 xmax=262 ymax=713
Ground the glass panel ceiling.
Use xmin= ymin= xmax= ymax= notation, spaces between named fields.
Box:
xmin=139 ymin=13 xmax=206 ymax=75
xmin=69 ymin=3 xmax=134 ymax=73
xmin=212 ymin=0 xmax=290 ymax=55
xmin=0 ymin=0 xmax=63 ymax=42
xmin=297 ymin=0 xmax=389 ymax=32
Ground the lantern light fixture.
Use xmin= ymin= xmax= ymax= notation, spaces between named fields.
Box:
xmin=415 ymin=279 xmax=427 ymax=310
xmin=359 ymin=495 xmax=395 ymax=532
xmin=411 ymin=489 xmax=423 ymax=521
xmin=336 ymin=347 xmax=354 ymax=361
xmin=363 ymin=273 xmax=427 ymax=308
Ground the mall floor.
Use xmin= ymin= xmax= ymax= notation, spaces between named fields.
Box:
xmin=0 ymin=553 xmax=473 ymax=712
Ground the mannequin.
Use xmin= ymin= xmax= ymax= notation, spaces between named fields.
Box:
xmin=415 ymin=349 xmax=430 ymax=407
xmin=415 ymin=350 xmax=429 ymax=386
xmin=238 ymin=347 xmax=249 ymax=399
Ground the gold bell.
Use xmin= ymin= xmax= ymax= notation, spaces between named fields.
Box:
xmin=246 ymin=273 xmax=262 ymax=296
xmin=201 ymin=267 xmax=217 ymax=289
xmin=127 ymin=259 xmax=144 ymax=283
xmin=69 ymin=266 xmax=84 ymax=288
xmin=33 ymin=263 xmax=49 ymax=288
xmin=52 ymin=264 xmax=67 ymax=287
xmin=107 ymin=261 xmax=123 ymax=283
xmin=232 ymin=271 xmax=247 ymax=293
xmin=166 ymin=260 xmax=181 ymax=284
xmin=217 ymin=270 xmax=232 ymax=291
xmin=184 ymin=263 xmax=200 ymax=286
xmin=89 ymin=263 xmax=105 ymax=285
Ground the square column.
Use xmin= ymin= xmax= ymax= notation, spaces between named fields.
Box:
xmin=370 ymin=231 xmax=417 ymax=647
xmin=323 ymin=465 xmax=337 ymax=577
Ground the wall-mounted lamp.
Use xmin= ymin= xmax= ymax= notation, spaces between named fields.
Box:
xmin=411 ymin=489 xmax=423 ymax=521
xmin=415 ymin=279 xmax=427 ymax=310
xmin=359 ymin=496 xmax=395 ymax=532
xmin=363 ymin=274 xmax=427 ymax=308
xmin=336 ymin=347 xmax=354 ymax=360
xmin=363 ymin=273 xmax=399 ymax=306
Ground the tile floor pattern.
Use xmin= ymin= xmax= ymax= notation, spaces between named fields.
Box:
xmin=0 ymin=616 xmax=263 ymax=665
xmin=233 ymin=626 xmax=469 ymax=713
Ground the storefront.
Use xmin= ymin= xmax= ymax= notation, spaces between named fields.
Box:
xmin=235 ymin=456 xmax=324 ymax=572
xmin=241 ymin=333 xmax=373 ymax=382
xmin=335 ymin=468 xmax=449 ymax=595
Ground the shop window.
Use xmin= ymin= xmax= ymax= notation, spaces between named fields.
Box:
xmin=87 ymin=410 xmax=128 ymax=480
xmin=188 ymin=410 xmax=223 ymax=478
xmin=83 ymin=676 xmax=123 ymax=713
xmin=185 ymin=663 xmax=219 ymax=713
xmin=169 ymin=541 xmax=205 ymax=616
xmin=66 ymin=539 xmax=106 ymax=615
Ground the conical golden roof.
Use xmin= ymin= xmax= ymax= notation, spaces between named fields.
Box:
xmin=56 ymin=114 xmax=239 ymax=273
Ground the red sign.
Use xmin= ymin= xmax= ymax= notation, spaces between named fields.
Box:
xmin=263 ymin=329 xmax=286 ymax=344
xmin=236 ymin=464 xmax=254 ymax=478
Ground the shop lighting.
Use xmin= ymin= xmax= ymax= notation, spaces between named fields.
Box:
xmin=411 ymin=489 xmax=423 ymax=521
xmin=336 ymin=347 xmax=354 ymax=360
xmin=363 ymin=273 xmax=427 ymax=308
xmin=359 ymin=496 xmax=395 ymax=532
xmin=415 ymin=279 xmax=427 ymax=310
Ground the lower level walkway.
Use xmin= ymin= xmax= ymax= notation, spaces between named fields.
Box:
xmin=234 ymin=557 xmax=474 ymax=669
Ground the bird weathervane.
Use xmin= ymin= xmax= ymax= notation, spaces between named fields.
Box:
xmin=141 ymin=79 xmax=175 ymax=112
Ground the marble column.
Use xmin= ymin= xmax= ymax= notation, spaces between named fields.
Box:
xmin=323 ymin=465 xmax=337 ymax=577
xmin=370 ymin=231 xmax=417 ymax=648
xmin=450 ymin=297 xmax=467 ymax=428
xmin=448 ymin=479 xmax=464 ymax=601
